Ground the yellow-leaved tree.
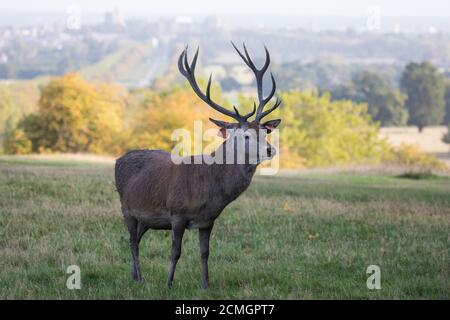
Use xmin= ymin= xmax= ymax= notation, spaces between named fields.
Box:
xmin=125 ymin=83 xmax=225 ymax=153
xmin=19 ymin=74 xmax=125 ymax=154
xmin=276 ymin=90 xmax=389 ymax=167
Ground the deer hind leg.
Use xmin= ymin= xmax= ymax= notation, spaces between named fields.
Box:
xmin=137 ymin=222 xmax=150 ymax=244
xmin=166 ymin=219 xmax=186 ymax=288
xmin=132 ymin=222 xmax=151 ymax=281
xmin=124 ymin=215 xmax=142 ymax=282
xmin=199 ymin=224 xmax=214 ymax=289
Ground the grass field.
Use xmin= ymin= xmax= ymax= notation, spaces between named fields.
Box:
xmin=0 ymin=157 xmax=449 ymax=299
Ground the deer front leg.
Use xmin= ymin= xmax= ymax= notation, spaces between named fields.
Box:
xmin=199 ymin=224 xmax=214 ymax=289
xmin=167 ymin=219 xmax=186 ymax=288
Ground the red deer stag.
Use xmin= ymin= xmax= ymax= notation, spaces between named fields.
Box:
xmin=115 ymin=42 xmax=281 ymax=288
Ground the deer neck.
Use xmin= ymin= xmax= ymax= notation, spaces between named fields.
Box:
xmin=209 ymin=144 xmax=257 ymax=202
xmin=210 ymin=163 xmax=255 ymax=203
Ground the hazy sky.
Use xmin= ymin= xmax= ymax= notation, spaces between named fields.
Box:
xmin=0 ymin=0 xmax=449 ymax=16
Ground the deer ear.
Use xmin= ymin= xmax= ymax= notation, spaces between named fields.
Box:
xmin=260 ymin=119 xmax=281 ymax=133
xmin=209 ymin=118 xmax=232 ymax=138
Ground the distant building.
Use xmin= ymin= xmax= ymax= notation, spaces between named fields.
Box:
xmin=174 ymin=16 xmax=193 ymax=25
xmin=203 ymin=15 xmax=222 ymax=29
xmin=104 ymin=8 xmax=126 ymax=29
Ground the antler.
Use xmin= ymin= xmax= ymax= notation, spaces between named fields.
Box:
xmin=178 ymin=47 xmax=255 ymax=123
xmin=231 ymin=42 xmax=281 ymax=122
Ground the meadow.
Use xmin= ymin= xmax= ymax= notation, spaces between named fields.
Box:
xmin=0 ymin=157 xmax=449 ymax=299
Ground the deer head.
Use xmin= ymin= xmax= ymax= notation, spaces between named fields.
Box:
xmin=178 ymin=42 xmax=281 ymax=164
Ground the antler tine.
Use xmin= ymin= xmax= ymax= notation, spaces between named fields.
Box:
xmin=178 ymin=47 xmax=245 ymax=122
xmin=231 ymin=42 xmax=278 ymax=122
xmin=178 ymin=48 xmax=188 ymax=76
xmin=242 ymin=43 xmax=258 ymax=72
xmin=258 ymin=97 xmax=282 ymax=121
xmin=261 ymin=72 xmax=276 ymax=106
xmin=231 ymin=41 xmax=252 ymax=71
xmin=262 ymin=46 xmax=271 ymax=73
xmin=206 ymin=73 xmax=213 ymax=100
xmin=233 ymin=104 xmax=256 ymax=122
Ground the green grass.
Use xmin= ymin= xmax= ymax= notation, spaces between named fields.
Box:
xmin=0 ymin=160 xmax=449 ymax=299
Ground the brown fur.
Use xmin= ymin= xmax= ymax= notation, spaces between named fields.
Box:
xmin=114 ymin=142 xmax=258 ymax=287
xmin=115 ymin=43 xmax=281 ymax=288
xmin=116 ymin=148 xmax=256 ymax=230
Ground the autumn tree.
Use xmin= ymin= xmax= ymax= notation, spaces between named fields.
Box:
xmin=443 ymin=81 xmax=450 ymax=144
xmin=275 ymin=90 xmax=388 ymax=167
xmin=444 ymin=80 xmax=450 ymax=124
xmin=126 ymin=82 xmax=224 ymax=153
xmin=332 ymin=71 xmax=408 ymax=126
xmin=19 ymin=74 xmax=125 ymax=154
xmin=2 ymin=117 xmax=32 ymax=155
xmin=400 ymin=62 xmax=445 ymax=131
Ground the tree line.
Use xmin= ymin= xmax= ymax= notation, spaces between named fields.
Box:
xmin=2 ymin=61 xmax=449 ymax=170
xmin=331 ymin=62 xmax=450 ymax=131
